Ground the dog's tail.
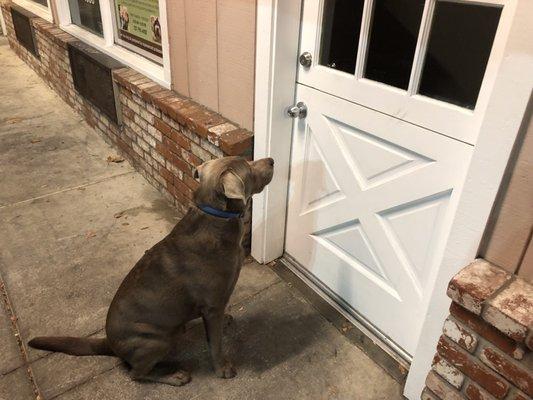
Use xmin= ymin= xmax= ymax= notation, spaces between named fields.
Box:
xmin=28 ymin=336 xmax=114 ymax=356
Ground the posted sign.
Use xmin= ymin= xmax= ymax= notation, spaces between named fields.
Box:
xmin=115 ymin=0 xmax=162 ymax=57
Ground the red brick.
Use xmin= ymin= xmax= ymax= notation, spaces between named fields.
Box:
xmin=437 ymin=336 xmax=509 ymax=398
xmin=479 ymin=347 xmax=533 ymax=397
xmin=154 ymin=117 xmax=173 ymax=137
xmin=425 ymin=371 xmax=464 ymax=400
xmin=527 ymin=332 xmax=533 ymax=352
xmin=180 ymin=148 xmax=203 ymax=168
xmin=447 ymin=260 xmax=511 ymax=315
xmin=162 ymin=136 xmax=183 ymax=156
xmin=450 ymin=303 xmax=525 ymax=360
xmin=172 ymin=178 xmax=194 ymax=200
xmin=509 ymin=390 xmax=530 ymax=400
xmin=421 ymin=388 xmax=439 ymax=400
xmin=185 ymin=109 xmax=226 ymax=137
xmin=169 ymin=129 xmax=191 ymax=151
xmin=165 ymin=152 xmax=192 ymax=176
xmin=483 ymin=279 xmax=532 ymax=343
xmin=443 ymin=317 xmax=478 ymax=352
xmin=122 ymin=106 xmax=134 ymax=120
xmin=218 ymin=128 xmax=253 ymax=156
xmin=465 ymin=383 xmax=497 ymax=400
xmin=161 ymin=98 xmax=194 ymax=124
xmin=432 ymin=354 xmax=465 ymax=389
xmin=183 ymin=175 xmax=200 ymax=192
xmin=159 ymin=166 xmax=175 ymax=186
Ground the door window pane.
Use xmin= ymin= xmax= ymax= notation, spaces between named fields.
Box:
xmin=364 ymin=0 xmax=425 ymax=90
xmin=69 ymin=0 xmax=103 ymax=37
xmin=419 ymin=2 xmax=501 ymax=109
xmin=319 ymin=0 xmax=364 ymax=74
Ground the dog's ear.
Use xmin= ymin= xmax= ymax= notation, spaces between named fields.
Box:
xmin=221 ymin=170 xmax=246 ymax=203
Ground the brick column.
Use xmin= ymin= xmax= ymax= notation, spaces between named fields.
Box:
xmin=422 ymin=259 xmax=532 ymax=400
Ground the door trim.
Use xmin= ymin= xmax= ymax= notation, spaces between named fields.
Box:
xmin=252 ymin=1 xmax=532 ymax=398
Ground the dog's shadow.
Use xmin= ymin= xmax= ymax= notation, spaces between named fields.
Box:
xmin=174 ymin=307 xmax=323 ymax=377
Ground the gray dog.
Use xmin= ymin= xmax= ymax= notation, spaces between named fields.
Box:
xmin=29 ymin=156 xmax=274 ymax=386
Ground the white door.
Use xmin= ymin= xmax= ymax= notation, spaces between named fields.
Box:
xmin=285 ymin=0 xmax=508 ymax=355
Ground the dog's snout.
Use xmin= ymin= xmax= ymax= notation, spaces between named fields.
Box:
xmin=267 ymin=158 xmax=274 ymax=167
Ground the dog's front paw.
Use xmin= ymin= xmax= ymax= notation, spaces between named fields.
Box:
xmin=216 ymin=361 xmax=237 ymax=379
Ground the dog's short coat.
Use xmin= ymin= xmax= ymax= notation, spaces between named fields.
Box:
xmin=29 ymin=156 xmax=274 ymax=386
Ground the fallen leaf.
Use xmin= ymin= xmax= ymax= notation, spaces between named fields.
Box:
xmin=30 ymin=139 xmax=41 ymax=144
xmin=140 ymin=226 xmax=149 ymax=230
xmin=85 ymin=231 xmax=97 ymax=239
xmin=122 ymin=222 xmax=130 ymax=226
xmin=4 ymin=117 xmax=22 ymax=125
xmin=114 ymin=211 xmax=125 ymax=218
xmin=107 ymin=155 xmax=125 ymax=163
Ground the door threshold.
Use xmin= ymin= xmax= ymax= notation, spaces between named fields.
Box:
xmin=271 ymin=254 xmax=411 ymax=384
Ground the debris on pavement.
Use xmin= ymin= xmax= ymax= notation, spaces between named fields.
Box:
xmin=107 ymin=155 xmax=125 ymax=163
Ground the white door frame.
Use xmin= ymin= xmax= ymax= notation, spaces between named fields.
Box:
xmin=252 ymin=0 xmax=533 ymax=398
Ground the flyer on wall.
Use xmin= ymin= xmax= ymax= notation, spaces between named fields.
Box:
xmin=115 ymin=0 xmax=162 ymax=57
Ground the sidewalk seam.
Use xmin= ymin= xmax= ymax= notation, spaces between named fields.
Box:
xmin=0 ymin=171 xmax=135 ymax=210
xmin=0 ymin=270 xmax=42 ymax=399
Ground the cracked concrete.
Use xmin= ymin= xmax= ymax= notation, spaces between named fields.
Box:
xmin=0 ymin=36 xmax=403 ymax=399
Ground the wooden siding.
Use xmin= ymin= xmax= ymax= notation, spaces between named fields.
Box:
xmin=480 ymin=102 xmax=533 ymax=282
xmin=166 ymin=0 xmax=256 ymax=131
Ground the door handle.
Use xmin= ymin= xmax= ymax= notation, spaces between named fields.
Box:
xmin=287 ymin=102 xmax=307 ymax=119
xmin=299 ymin=52 xmax=312 ymax=68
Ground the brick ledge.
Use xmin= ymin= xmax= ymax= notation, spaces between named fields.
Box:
xmin=113 ymin=68 xmax=252 ymax=156
xmin=447 ymin=259 xmax=533 ymax=350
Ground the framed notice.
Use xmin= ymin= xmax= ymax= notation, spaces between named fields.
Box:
xmin=114 ymin=0 xmax=162 ymax=58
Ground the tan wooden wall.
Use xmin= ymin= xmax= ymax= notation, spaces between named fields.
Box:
xmin=166 ymin=0 xmax=256 ymax=131
xmin=480 ymin=101 xmax=533 ymax=282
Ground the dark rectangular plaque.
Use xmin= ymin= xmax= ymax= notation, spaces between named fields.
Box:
xmin=10 ymin=4 xmax=40 ymax=58
xmin=68 ymin=41 xmax=125 ymax=124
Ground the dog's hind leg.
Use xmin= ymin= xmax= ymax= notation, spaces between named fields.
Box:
xmin=128 ymin=340 xmax=191 ymax=387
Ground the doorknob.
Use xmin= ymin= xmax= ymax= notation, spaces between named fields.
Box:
xmin=299 ymin=52 xmax=312 ymax=68
xmin=287 ymin=102 xmax=307 ymax=119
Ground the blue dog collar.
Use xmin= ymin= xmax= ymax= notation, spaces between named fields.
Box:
xmin=198 ymin=205 xmax=242 ymax=219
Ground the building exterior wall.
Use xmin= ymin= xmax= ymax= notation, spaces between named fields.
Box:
xmin=480 ymin=106 xmax=533 ymax=282
xmin=166 ymin=0 xmax=256 ymax=131
xmin=1 ymin=2 xmax=253 ymax=239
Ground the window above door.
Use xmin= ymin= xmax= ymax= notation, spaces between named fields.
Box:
xmin=298 ymin=0 xmax=513 ymax=144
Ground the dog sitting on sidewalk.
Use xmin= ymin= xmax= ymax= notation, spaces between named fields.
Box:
xmin=29 ymin=156 xmax=274 ymax=386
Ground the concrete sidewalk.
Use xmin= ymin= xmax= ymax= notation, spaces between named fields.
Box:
xmin=0 ymin=37 xmax=403 ymax=400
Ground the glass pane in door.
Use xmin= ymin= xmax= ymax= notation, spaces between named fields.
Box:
xmin=319 ymin=0 xmax=365 ymax=74
xmin=419 ymin=2 xmax=502 ymax=109
xmin=364 ymin=0 xmax=425 ymax=90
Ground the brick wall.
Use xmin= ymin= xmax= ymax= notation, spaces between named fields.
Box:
xmin=1 ymin=3 xmax=254 ymax=242
xmin=422 ymin=259 xmax=533 ymax=400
